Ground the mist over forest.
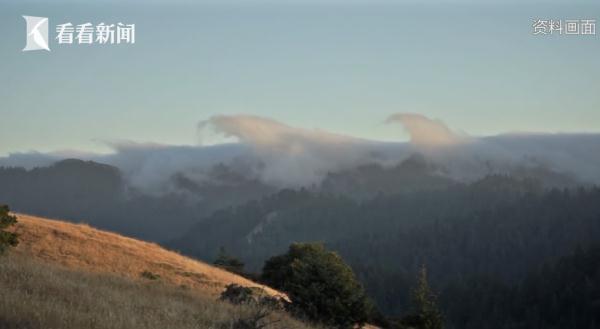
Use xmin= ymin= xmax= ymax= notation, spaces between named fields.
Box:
xmin=2 ymin=114 xmax=600 ymax=328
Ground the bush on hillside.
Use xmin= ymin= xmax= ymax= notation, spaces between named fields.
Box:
xmin=0 ymin=205 xmax=18 ymax=255
xmin=140 ymin=270 xmax=161 ymax=280
xmin=261 ymin=242 xmax=374 ymax=328
xmin=220 ymin=284 xmax=285 ymax=310
xmin=220 ymin=284 xmax=256 ymax=305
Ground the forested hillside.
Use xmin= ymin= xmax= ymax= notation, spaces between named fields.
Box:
xmin=171 ymin=176 xmax=600 ymax=328
xmin=441 ymin=244 xmax=600 ymax=329
xmin=3 ymin=157 xmax=599 ymax=327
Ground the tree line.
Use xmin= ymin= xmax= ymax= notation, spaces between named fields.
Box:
xmin=173 ymin=175 xmax=600 ymax=328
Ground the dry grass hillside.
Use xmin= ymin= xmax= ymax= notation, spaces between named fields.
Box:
xmin=0 ymin=214 xmax=316 ymax=329
xmin=9 ymin=214 xmax=283 ymax=298
xmin=0 ymin=253 xmax=317 ymax=329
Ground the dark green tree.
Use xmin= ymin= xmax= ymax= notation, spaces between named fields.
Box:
xmin=214 ymin=246 xmax=245 ymax=275
xmin=0 ymin=205 xmax=19 ymax=254
xmin=261 ymin=242 xmax=373 ymax=328
xmin=401 ymin=265 xmax=444 ymax=329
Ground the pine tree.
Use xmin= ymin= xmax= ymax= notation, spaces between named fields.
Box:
xmin=403 ymin=265 xmax=444 ymax=329
xmin=213 ymin=246 xmax=245 ymax=275
xmin=0 ymin=205 xmax=19 ymax=254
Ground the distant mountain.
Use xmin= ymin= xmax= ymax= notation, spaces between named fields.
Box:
xmin=0 ymin=159 xmax=275 ymax=241
xmin=319 ymin=154 xmax=456 ymax=199
xmin=0 ymin=159 xmax=123 ymax=222
xmin=0 ymin=154 xmax=580 ymax=242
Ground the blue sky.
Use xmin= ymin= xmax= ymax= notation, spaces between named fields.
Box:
xmin=0 ymin=0 xmax=598 ymax=155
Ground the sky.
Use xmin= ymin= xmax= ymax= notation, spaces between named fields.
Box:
xmin=0 ymin=0 xmax=599 ymax=156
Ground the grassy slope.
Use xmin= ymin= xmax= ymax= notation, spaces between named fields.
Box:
xmin=0 ymin=254 xmax=313 ymax=329
xmin=10 ymin=214 xmax=282 ymax=298
xmin=0 ymin=214 xmax=313 ymax=329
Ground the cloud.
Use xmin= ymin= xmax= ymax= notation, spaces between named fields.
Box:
xmin=2 ymin=114 xmax=600 ymax=193
xmin=198 ymin=115 xmax=399 ymax=186
xmin=385 ymin=113 xmax=467 ymax=146
xmin=99 ymin=141 xmax=252 ymax=194
xmin=199 ymin=114 xmax=360 ymax=150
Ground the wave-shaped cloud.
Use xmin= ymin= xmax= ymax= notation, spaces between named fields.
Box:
xmin=198 ymin=115 xmax=402 ymax=186
xmin=385 ymin=113 xmax=468 ymax=146
xmin=2 ymin=114 xmax=599 ymax=193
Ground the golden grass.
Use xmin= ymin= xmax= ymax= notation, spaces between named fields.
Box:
xmin=9 ymin=214 xmax=284 ymax=299
xmin=0 ymin=254 xmax=316 ymax=329
xmin=0 ymin=214 xmax=381 ymax=329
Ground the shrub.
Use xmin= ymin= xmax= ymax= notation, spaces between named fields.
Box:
xmin=0 ymin=205 xmax=19 ymax=255
xmin=140 ymin=270 xmax=160 ymax=280
xmin=220 ymin=284 xmax=285 ymax=310
xmin=261 ymin=242 xmax=373 ymax=328
xmin=220 ymin=284 xmax=256 ymax=305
